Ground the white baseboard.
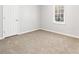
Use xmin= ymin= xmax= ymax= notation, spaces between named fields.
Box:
xmin=1 ymin=28 xmax=40 ymax=39
xmin=17 ymin=28 xmax=40 ymax=35
xmin=1 ymin=28 xmax=79 ymax=40
xmin=0 ymin=37 xmax=5 ymax=40
xmin=42 ymin=29 xmax=79 ymax=39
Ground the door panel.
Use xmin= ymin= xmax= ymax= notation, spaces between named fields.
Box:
xmin=3 ymin=5 xmax=18 ymax=37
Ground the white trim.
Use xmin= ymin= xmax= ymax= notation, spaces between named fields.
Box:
xmin=17 ymin=28 xmax=40 ymax=35
xmin=2 ymin=28 xmax=40 ymax=39
xmin=1 ymin=28 xmax=79 ymax=40
xmin=42 ymin=29 xmax=79 ymax=39
xmin=0 ymin=37 xmax=5 ymax=40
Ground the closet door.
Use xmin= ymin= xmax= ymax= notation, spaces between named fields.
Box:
xmin=3 ymin=5 xmax=19 ymax=37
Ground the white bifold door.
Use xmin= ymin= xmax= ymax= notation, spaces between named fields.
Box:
xmin=3 ymin=5 xmax=19 ymax=38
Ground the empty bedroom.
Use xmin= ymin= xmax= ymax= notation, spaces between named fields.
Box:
xmin=0 ymin=5 xmax=79 ymax=54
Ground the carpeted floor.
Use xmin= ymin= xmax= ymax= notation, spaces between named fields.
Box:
xmin=0 ymin=30 xmax=79 ymax=54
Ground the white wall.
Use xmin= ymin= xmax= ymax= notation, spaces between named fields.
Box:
xmin=41 ymin=5 xmax=79 ymax=37
xmin=1 ymin=5 xmax=79 ymax=39
xmin=0 ymin=6 xmax=3 ymax=38
xmin=18 ymin=5 xmax=40 ymax=33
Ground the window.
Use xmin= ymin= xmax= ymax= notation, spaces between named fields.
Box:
xmin=53 ymin=5 xmax=65 ymax=24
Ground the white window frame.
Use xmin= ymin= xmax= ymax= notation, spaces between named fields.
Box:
xmin=53 ymin=5 xmax=65 ymax=24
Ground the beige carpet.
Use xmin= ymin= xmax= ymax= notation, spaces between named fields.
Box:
xmin=0 ymin=30 xmax=79 ymax=54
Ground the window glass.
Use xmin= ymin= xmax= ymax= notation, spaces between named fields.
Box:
xmin=55 ymin=5 xmax=64 ymax=22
